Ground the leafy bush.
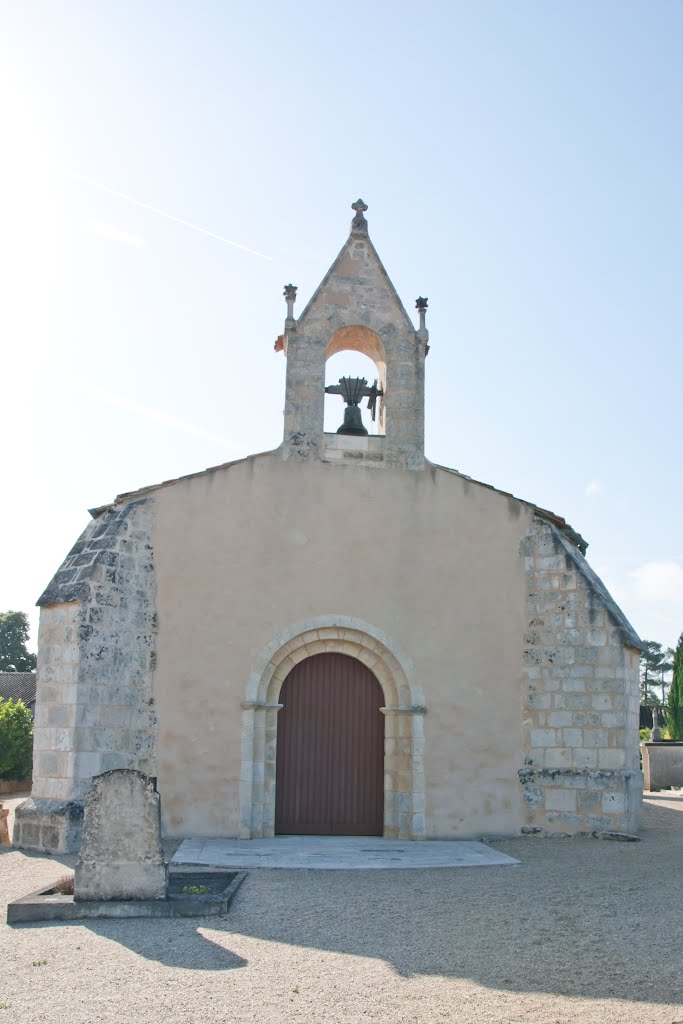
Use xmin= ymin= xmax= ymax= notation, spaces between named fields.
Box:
xmin=639 ymin=727 xmax=651 ymax=742
xmin=0 ymin=698 xmax=33 ymax=780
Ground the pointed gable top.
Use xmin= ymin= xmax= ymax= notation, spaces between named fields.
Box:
xmin=296 ymin=199 xmax=416 ymax=335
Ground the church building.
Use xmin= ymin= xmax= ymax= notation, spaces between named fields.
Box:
xmin=16 ymin=200 xmax=643 ymax=853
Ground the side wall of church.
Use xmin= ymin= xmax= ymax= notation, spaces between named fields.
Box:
xmin=519 ymin=520 xmax=642 ymax=835
xmin=14 ymin=500 xmax=158 ymax=853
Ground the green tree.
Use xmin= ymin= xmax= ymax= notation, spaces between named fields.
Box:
xmin=0 ymin=698 xmax=33 ymax=779
xmin=0 ymin=610 xmax=36 ymax=672
xmin=659 ymin=648 xmax=675 ymax=704
xmin=667 ymin=633 xmax=683 ymax=740
xmin=640 ymin=640 xmax=666 ymax=704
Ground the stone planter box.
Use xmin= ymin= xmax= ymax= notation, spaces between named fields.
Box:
xmin=642 ymin=742 xmax=683 ymax=791
xmin=7 ymin=870 xmax=246 ymax=925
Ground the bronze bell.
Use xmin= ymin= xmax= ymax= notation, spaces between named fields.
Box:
xmin=324 ymin=376 xmax=383 ymax=436
xmin=338 ymin=405 xmax=368 ymax=436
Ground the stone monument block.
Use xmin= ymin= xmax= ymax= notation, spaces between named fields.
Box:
xmin=74 ymin=769 xmax=167 ymax=901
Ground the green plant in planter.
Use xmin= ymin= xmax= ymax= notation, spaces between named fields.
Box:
xmin=181 ymin=884 xmax=208 ymax=895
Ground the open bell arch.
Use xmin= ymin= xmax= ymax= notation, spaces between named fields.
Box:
xmin=325 ymin=326 xmax=387 ymax=433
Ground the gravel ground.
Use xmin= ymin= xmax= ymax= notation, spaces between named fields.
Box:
xmin=1 ymin=794 xmax=682 ymax=1024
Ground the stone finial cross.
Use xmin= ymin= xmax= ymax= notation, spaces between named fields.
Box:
xmin=415 ymin=296 xmax=428 ymax=331
xmin=351 ymin=198 xmax=369 ymax=234
xmin=415 ymin=296 xmax=429 ymax=351
xmin=283 ymin=283 xmax=297 ymax=323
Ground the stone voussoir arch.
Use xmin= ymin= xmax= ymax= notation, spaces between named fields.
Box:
xmin=239 ymin=615 xmax=426 ymax=841
xmin=325 ymin=324 xmax=386 ymax=367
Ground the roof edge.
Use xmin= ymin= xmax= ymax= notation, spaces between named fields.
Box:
xmin=89 ymin=446 xmax=282 ymax=517
xmin=98 ymin=453 xmax=590 ymax=553
xmin=429 ymin=461 xmax=588 ymax=553
xmin=547 ymin=522 xmax=643 ymax=652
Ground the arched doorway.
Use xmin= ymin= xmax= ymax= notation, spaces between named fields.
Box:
xmin=274 ymin=652 xmax=384 ymax=835
xmin=240 ymin=615 xmax=426 ymax=840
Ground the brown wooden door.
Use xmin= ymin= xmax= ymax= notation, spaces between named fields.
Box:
xmin=275 ymin=653 xmax=384 ymax=836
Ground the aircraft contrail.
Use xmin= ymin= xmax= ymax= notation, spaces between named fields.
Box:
xmin=58 ymin=371 xmax=246 ymax=451
xmin=63 ymin=168 xmax=272 ymax=261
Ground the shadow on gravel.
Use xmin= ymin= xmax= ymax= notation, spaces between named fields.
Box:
xmin=23 ymin=918 xmax=249 ymax=971
xmin=206 ymin=803 xmax=683 ymax=1005
xmin=85 ymin=920 xmax=248 ymax=970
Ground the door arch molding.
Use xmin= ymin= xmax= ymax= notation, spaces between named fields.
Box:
xmin=239 ymin=615 xmax=426 ymax=840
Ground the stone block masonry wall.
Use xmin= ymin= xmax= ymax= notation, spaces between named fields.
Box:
xmin=321 ymin=433 xmax=386 ymax=467
xmin=14 ymin=499 xmax=158 ymax=853
xmin=31 ymin=601 xmax=83 ymax=801
xmin=519 ymin=517 xmax=643 ymax=834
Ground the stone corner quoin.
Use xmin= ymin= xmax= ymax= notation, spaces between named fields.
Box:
xmin=519 ymin=518 xmax=642 ymax=835
xmin=14 ymin=499 xmax=158 ymax=854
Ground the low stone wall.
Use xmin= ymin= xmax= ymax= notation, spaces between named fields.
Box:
xmin=642 ymin=742 xmax=683 ymax=791
xmin=0 ymin=804 xmax=9 ymax=845
xmin=0 ymin=779 xmax=31 ymax=795
xmin=12 ymin=797 xmax=84 ymax=853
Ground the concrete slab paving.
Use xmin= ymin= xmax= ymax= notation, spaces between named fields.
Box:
xmin=171 ymin=835 xmax=520 ymax=870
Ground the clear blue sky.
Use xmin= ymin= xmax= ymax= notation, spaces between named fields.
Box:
xmin=1 ymin=1 xmax=681 ymax=651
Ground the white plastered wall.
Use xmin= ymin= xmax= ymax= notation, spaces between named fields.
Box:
xmin=151 ymin=452 xmax=532 ymax=839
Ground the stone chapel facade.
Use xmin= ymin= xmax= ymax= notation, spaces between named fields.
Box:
xmin=15 ymin=200 xmax=643 ymax=853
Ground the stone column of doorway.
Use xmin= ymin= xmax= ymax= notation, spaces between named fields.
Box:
xmin=381 ymin=706 xmax=426 ymax=839
xmin=239 ymin=701 xmax=282 ymax=839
